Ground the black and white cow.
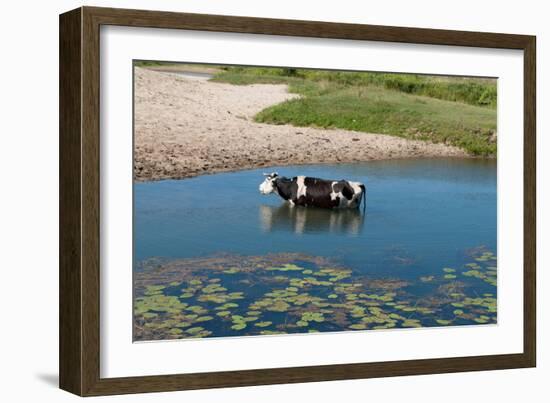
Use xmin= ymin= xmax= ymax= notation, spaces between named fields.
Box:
xmin=259 ymin=172 xmax=366 ymax=209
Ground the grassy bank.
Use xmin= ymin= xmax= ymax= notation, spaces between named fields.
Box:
xmin=211 ymin=67 xmax=497 ymax=156
xmin=134 ymin=61 xmax=177 ymax=68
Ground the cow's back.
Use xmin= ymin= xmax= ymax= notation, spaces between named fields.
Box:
xmin=295 ymin=177 xmax=339 ymax=208
xmin=276 ymin=175 xmax=363 ymax=209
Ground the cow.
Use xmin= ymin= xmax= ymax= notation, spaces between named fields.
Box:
xmin=259 ymin=172 xmax=366 ymax=210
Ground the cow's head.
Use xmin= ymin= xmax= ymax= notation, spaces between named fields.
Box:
xmin=259 ymin=172 xmax=278 ymax=195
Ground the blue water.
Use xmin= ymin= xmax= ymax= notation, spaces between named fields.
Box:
xmin=134 ymin=158 xmax=496 ymax=281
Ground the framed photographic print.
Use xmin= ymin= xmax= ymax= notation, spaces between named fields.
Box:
xmin=59 ymin=6 xmax=536 ymax=396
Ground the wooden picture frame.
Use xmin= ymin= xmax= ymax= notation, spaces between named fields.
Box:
xmin=59 ymin=6 xmax=536 ymax=396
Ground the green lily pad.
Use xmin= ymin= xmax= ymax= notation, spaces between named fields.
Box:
xmin=267 ymin=300 xmax=290 ymax=312
xmin=402 ymin=319 xmax=422 ymax=328
xmin=187 ymin=326 xmax=205 ymax=334
xmin=231 ymin=323 xmax=247 ymax=331
xmin=135 ymin=249 xmax=498 ymax=341
xmin=474 ymin=317 xmax=489 ymax=324
xmin=188 ymin=308 xmax=208 ymax=316
xmin=215 ymin=302 xmax=239 ymax=310
xmin=216 ymin=311 xmax=231 ymax=317
xmin=247 ymin=311 xmax=261 ymax=316
xmin=144 ymin=285 xmax=166 ymax=296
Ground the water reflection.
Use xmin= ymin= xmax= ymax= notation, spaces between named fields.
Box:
xmin=259 ymin=204 xmax=365 ymax=235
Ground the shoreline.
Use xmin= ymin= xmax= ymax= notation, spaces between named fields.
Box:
xmin=134 ymin=155 xmax=489 ymax=183
xmin=134 ymin=67 xmax=470 ymax=182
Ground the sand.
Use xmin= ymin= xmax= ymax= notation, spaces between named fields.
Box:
xmin=134 ymin=67 xmax=467 ymax=181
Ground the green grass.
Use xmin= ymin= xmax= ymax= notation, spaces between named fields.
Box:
xmin=212 ymin=67 xmax=497 ymax=108
xmin=212 ymin=67 xmax=497 ymax=156
xmin=134 ymin=61 xmax=176 ymax=67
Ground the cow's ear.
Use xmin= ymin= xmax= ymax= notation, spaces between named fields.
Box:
xmin=272 ymin=172 xmax=279 ymax=177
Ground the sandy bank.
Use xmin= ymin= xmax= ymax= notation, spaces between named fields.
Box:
xmin=134 ymin=67 xmax=467 ymax=181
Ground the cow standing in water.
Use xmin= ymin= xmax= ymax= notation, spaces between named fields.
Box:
xmin=259 ymin=172 xmax=366 ymax=209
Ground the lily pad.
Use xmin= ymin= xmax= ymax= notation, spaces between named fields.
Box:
xmin=216 ymin=311 xmax=231 ymax=317
xmin=186 ymin=327 xmax=205 ymax=334
xmin=135 ymin=249 xmax=498 ymax=341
